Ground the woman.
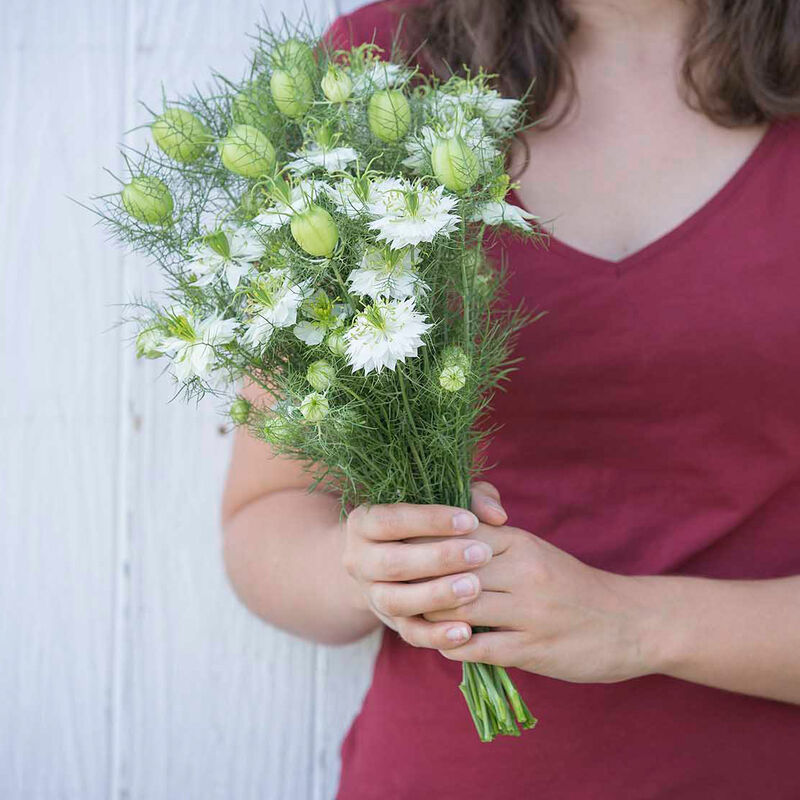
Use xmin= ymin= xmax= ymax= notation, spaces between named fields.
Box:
xmin=222 ymin=0 xmax=800 ymax=796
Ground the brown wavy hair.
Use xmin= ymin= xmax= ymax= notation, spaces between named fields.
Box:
xmin=405 ymin=0 xmax=800 ymax=126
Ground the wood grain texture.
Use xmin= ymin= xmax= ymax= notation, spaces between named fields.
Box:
xmin=1 ymin=1 xmax=381 ymax=798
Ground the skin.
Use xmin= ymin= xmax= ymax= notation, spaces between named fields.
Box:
xmin=221 ymin=0 xmax=800 ymax=705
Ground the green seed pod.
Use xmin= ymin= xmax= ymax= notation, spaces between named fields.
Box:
xmin=321 ymin=66 xmax=353 ymax=103
xmin=306 ymin=359 xmax=335 ymax=392
xmin=135 ymin=326 xmax=163 ymax=359
xmin=151 ymin=108 xmax=211 ymax=163
xmin=290 ymin=205 xmax=338 ymax=258
xmin=270 ymin=68 xmax=314 ymax=119
xmin=439 ymin=364 xmax=467 ymax=392
xmin=122 ymin=176 xmax=174 ymax=225
xmin=326 ymin=331 xmax=348 ymax=357
xmin=231 ymin=85 xmax=279 ymax=131
xmin=367 ymin=89 xmax=411 ymax=142
xmin=219 ymin=124 xmax=276 ymax=179
xmin=229 ymin=396 xmax=251 ymax=425
xmin=300 ymin=391 xmax=329 ymax=423
xmin=431 ymin=135 xmax=480 ymax=193
xmin=270 ymin=39 xmax=316 ymax=77
xmin=263 ymin=415 xmax=291 ymax=443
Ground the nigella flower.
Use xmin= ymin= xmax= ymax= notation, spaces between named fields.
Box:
xmin=254 ymin=179 xmax=329 ymax=230
xmin=293 ymin=290 xmax=350 ymax=346
xmin=160 ymin=309 xmax=237 ymax=383
xmin=436 ymin=85 xmax=521 ymax=134
xmin=350 ymin=61 xmax=412 ymax=97
xmin=470 ymin=200 xmax=537 ymax=231
xmin=347 ymin=246 xmax=427 ymax=301
xmin=243 ymin=268 xmax=311 ymax=350
xmin=367 ymin=179 xmax=459 ymax=250
xmin=344 ymin=298 xmax=432 ymax=374
xmin=285 ymin=144 xmax=359 ymax=176
xmin=187 ymin=226 xmax=265 ymax=290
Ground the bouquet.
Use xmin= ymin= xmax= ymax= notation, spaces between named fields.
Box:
xmin=93 ymin=21 xmax=543 ymax=743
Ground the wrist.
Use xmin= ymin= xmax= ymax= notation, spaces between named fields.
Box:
xmin=626 ymin=574 xmax=697 ymax=678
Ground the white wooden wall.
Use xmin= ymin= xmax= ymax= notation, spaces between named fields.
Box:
xmin=0 ymin=2 xmax=380 ymax=798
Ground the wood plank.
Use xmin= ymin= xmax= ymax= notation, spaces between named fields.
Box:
xmin=0 ymin=4 xmax=128 ymax=798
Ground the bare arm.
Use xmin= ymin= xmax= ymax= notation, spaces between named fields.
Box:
xmin=221 ymin=383 xmax=378 ymax=645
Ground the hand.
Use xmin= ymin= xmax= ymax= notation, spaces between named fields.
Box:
xmin=425 ymin=518 xmax=657 ymax=683
xmin=341 ymin=482 xmax=510 ymax=650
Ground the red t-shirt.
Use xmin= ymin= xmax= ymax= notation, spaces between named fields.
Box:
xmin=326 ymin=3 xmax=800 ymax=797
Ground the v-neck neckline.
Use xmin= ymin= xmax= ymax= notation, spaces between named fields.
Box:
xmin=508 ymin=121 xmax=781 ymax=274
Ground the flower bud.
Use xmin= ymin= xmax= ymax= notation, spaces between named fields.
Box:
xmin=151 ymin=108 xmax=211 ymax=163
xmin=290 ymin=205 xmax=338 ymax=257
xmin=270 ymin=39 xmax=316 ymax=77
xmin=306 ymin=359 xmax=335 ymax=391
xmin=321 ymin=66 xmax=353 ymax=103
xmin=300 ymin=391 xmax=329 ymax=423
xmin=270 ymin=68 xmax=314 ymax=119
xmin=326 ymin=331 xmax=347 ymax=357
xmin=431 ymin=135 xmax=479 ymax=193
xmin=442 ymin=345 xmax=471 ymax=372
xmin=367 ymin=90 xmax=411 ymax=142
xmin=219 ymin=124 xmax=276 ymax=179
xmin=135 ymin=326 xmax=163 ymax=359
xmin=122 ymin=176 xmax=174 ymax=225
xmin=229 ymin=396 xmax=251 ymax=425
xmin=439 ymin=363 xmax=467 ymax=392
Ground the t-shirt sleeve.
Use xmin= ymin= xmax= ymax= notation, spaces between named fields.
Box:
xmin=321 ymin=1 xmax=419 ymax=57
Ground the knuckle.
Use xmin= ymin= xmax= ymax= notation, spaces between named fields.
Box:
xmin=370 ymin=583 xmax=401 ymax=616
xmin=379 ymin=547 xmax=405 ymax=580
xmin=396 ymin=618 xmax=423 ymax=648
xmin=369 ymin=504 xmax=406 ymax=539
xmin=438 ymin=540 xmax=464 ymax=570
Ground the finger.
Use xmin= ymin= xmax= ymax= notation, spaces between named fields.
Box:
xmin=471 ymin=481 xmax=507 ymax=526
xmin=437 ymin=630 xmax=519 ymax=666
xmin=395 ymin=615 xmax=472 ymax=650
xmin=423 ymin=590 xmax=517 ymax=627
xmin=369 ymin=572 xmax=481 ymax=618
xmin=349 ymin=502 xmax=479 ymax=542
xmin=359 ymin=538 xmax=493 ymax=581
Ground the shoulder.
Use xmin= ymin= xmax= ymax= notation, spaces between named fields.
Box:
xmin=322 ymin=0 xmax=428 ymax=57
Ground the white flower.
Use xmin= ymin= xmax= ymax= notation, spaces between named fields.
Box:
xmin=470 ymin=200 xmax=537 ymax=231
xmin=187 ymin=227 xmax=265 ymax=290
xmin=403 ymin=114 xmax=498 ymax=177
xmin=286 ymin=144 xmax=359 ymax=176
xmin=161 ymin=311 xmax=237 ymax=383
xmin=325 ymin=176 xmax=376 ymax=218
xmin=254 ymin=179 xmax=329 ymax=229
xmin=293 ymin=290 xmax=350 ymax=346
xmin=243 ymin=268 xmax=311 ymax=350
xmin=436 ymin=85 xmax=521 ymax=133
xmin=367 ymin=179 xmax=459 ymax=250
xmin=347 ymin=246 xmax=426 ymax=301
xmin=351 ymin=62 xmax=412 ymax=96
xmin=345 ymin=298 xmax=432 ymax=374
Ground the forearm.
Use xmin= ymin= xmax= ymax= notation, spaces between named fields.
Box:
xmin=638 ymin=573 xmax=800 ymax=704
xmin=222 ymin=488 xmax=380 ymax=645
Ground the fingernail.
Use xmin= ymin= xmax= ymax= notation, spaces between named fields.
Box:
xmin=446 ymin=625 xmax=470 ymax=642
xmin=484 ymin=497 xmax=506 ymax=515
xmin=452 ymin=575 xmax=478 ymax=597
xmin=463 ymin=543 xmax=492 ymax=564
xmin=452 ymin=511 xmax=478 ymax=532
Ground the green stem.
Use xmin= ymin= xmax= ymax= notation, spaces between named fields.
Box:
xmin=397 ymin=367 xmax=436 ymax=504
